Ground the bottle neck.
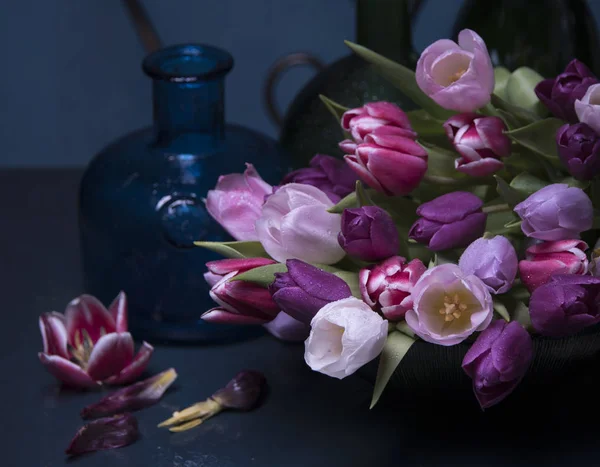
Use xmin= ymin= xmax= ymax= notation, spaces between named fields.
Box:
xmin=356 ymin=0 xmax=413 ymax=64
xmin=152 ymin=78 xmax=225 ymax=151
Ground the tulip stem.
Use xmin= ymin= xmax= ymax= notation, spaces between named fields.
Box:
xmin=482 ymin=203 xmax=511 ymax=214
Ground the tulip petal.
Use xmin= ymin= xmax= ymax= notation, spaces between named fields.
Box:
xmin=66 ymin=413 xmax=139 ymax=456
xmin=104 ymin=342 xmax=154 ymax=385
xmin=39 ymin=353 xmax=97 ymax=388
xmin=65 ymin=295 xmax=116 ymax=345
xmin=344 ymin=154 xmax=385 ymax=193
xmin=201 ymin=308 xmax=271 ymax=325
xmin=456 ymin=157 xmax=504 ymax=177
xmin=263 ymin=312 xmax=310 ymax=342
xmin=206 ymin=257 xmax=276 ymax=276
xmin=108 ymin=292 xmax=128 ymax=333
xmin=39 ymin=312 xmax=69 ymax=359
xmin=416 ymin=191 xmax=483 ymax=222
xmin=428 ymin=212 xmax=487 ymax=251
xmin=363 ymin=147 xmax=428 ymax=195
xmin=280 ymin=205 xmax=346 ymax=265
xmin=287 ymin=259 xmax=352 ymax=301
xmin=87 ymin=333 xmax=134 ymax=382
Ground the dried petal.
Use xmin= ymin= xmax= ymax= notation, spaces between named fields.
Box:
xmin=212 ymin=370 xmax=266 ymax=410
xmin=158 ymin=370 xmax=266 ymax=432
xmin=65 ymin=413 xmax=139 ymax=457
xmin=81 ymin=368 xmax=177 ymax=419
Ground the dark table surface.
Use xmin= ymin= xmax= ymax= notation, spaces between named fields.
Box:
xmin=2 ymin=169 xmax=600 ymax=467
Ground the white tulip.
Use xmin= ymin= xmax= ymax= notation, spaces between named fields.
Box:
xmin=304 ymin=297 xmax=388 ymax=379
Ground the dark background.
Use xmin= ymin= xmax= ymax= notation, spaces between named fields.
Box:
xmin=6 ymin=0 xmax=600 ymax=167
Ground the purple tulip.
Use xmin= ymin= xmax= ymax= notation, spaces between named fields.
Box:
xmin=556 ymin=123 xmax=600 ymax=180
xmin=416 ymin=29 xmax=494 ymax=112
xmin=408 ymin=191 xmax=487 ymax=251
xmin=338 ymin=206 xmax=399 ymax=262
xmin=458 ymin=236 xmax=518 ymax=294
xmin=518 ymin=239 xmax=588 ymax=293
xmin=514 ymin=184 xmax=593 ymax=241
xmin=263 ymin=312 xmax=310 ymax=342
xmin=282 ymin=154 xmax=359 ymax=203
xmin=444 ymin=113 xmax=511 ymax=177
xmin=529 ymin=274 xmax=600 ymax=337
xmin=535 ymin=59 xmax=599 ymax=122
xmin=462 ymin=320 xmax=533 ymax=409
xmin=359 ymin=256 xmax=427 ymax=321
xmin=269 ymin=259 xmax=352 ymax=324
xmin=202 ymin=258 xmax=281 ymax=325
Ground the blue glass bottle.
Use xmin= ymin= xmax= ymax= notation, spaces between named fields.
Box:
xmin=79 ymin=44 xmax=289 ymax=342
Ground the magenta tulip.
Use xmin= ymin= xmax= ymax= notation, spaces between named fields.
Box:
xmin=206 ymin=164 xmax=273 ymax=241
xmin=38 ymin=292 xmax=154 ymax=389
xmin=340 ymin=101 xmax=416 ymax=152
xmin=359 ymin=256 xmax=427 ymax=321
xmin=518 ymin=239 xmax=588 ymax=292
xmin=444 ymin=113 xmax=511 ymax=177
xmin=202 ymin=258 xmax=281 ymax=325
xmin=342 ymin=131 xmax=428 ymax=196
xmin=416 ymin=29 xmax=494 ymax=112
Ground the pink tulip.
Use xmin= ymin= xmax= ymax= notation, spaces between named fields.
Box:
xmin=38 ymin=292 xmax=153 ymax=389
xmin=202 ymin=258 xmax=281 ymax=325
xmin=339 ymin=102 xmax=416 ymax=152
xmin=519 ymin=240 xmax=589 ymax=292
xmin=342 ymin=131 xmax=428 ymax=196
xmin=359 ymin=256 xmax=427 ymax=321
xmin=416 ymin=29 xmax=494 ymax=112
xmin=444 ymin=113 xmax=510 ymax=177
xmin=206 ymin=164 xmax=273 ymax=241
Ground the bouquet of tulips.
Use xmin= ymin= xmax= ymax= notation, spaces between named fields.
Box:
xmin=198 ymin=28 xmax=600 ymax=409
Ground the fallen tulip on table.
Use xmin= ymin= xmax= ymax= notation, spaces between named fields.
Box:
xmin=38 ymin=292 xmax=153 ymax=388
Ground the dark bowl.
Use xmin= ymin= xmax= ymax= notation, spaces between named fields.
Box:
xmin=359 ymin=326 xmax=600 ymax=414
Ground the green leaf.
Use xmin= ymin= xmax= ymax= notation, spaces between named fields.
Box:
xmin=510 ymin=172 xmax=547 ymax=196
xmin=395 ymin=321 xmax=416 ymax=338
xmin=506 ymin=118 xmax=564 ymax=161
xmin=493 ymin=300 xmax=511 ymax=322
xmin=232 ymin=263 xmax=287 ymax=286
xmin=490 ymin=94 xmax=540 ymax=126
xmin=355 ymin=180 xmax=373 ymax=207
xmin=406 ymin=110 xmax=446 ymax=136
xmin=505 ymin=67 xmax=547 ymax=117
xmin=408 ymin=243 xmax=433 ymax=264
xmin=560 ymin=177 xmax=589 ymax=190
xmin=511 ymin=301 xmax=533 ymax=331
xmin=344 ymin=41 xmax=454 ymax=121
xmin=319 ymin=94 xmax=349 ymax=125
xmin=493 ymin=67 xmax=511 ymax=101
xmin=332 ymin=270 xmax=361 ymax=298
xmin=194 ymin=241 xmax=270 ymax=259
xmin=496 ymin=109 xmax=522 ymax=131
xmin=328 ymin=192 xmax=359 ymax=213
xmin=370 ymin=331 xmax=416 ymax=409
xmin=495 ymin=175 xmax=526 ymax=207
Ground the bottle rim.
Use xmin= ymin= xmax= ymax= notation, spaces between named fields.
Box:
xmin=142 ymin=44 xmax=234 ymax=82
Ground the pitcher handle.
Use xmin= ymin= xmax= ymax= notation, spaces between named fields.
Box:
xmin=264 ymin=52 xmax=325 ymax=127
